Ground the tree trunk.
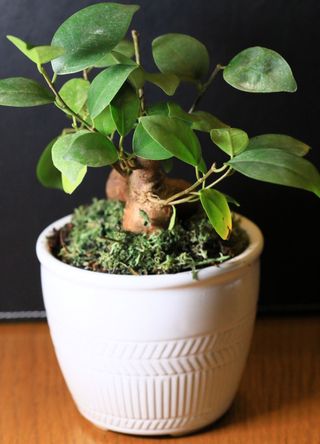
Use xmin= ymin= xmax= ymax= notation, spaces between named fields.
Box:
xmin=106 ymin=160 xmax=192 ymax=233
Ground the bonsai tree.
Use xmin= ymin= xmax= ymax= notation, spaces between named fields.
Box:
xmin=1 ymin=3 xmax=319 ymax=242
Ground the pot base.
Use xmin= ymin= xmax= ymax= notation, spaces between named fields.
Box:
xmin=79 ymin=407 xmax=228 ymax=437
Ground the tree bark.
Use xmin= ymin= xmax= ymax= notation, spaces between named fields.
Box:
xmin=106 ymin=160 xmax=193 ymax=233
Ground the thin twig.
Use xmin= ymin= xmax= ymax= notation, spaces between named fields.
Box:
xmin=168 ymin=196 xmax=200 ymax=206
xmin=189 ymin=64 xmax=225 ymax=113
xmin=39 ymin=66 xmax=129 ymax=177
xmin=38 ymin=65 xmax=94 ymax=132
xmin=164 ymin=163 xmax=228 ymax=205
xmin=205 ymin=166 xmax=233 ymax=189
xmin=131 ymin=29 xmax=145 ymax=114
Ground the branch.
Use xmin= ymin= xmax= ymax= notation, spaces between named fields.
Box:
xmin=131 ymin=29 xmax=145 ymax=114
xmin=188 ymin=64 xmax=225 ymax=113
xmin=38 ymin=65 xmax=95 ymax=132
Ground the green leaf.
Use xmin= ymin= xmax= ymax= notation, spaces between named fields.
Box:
xmin=198 ymin=157 xmax=208 ymax=173
xmin=133 ymin=122 xmax=173 ymax=160
xmin=64 ymin=132 xmax=118 ymax=167
xmin=247 ymin=134 xmax=310 ymax=156
xmin=167 ymin=102 xmax=193 ymax=123
xmin=94 ymin=40 xmax=135 ymax=67
xmin=59 ymin=78 xmax=89 ymax=114
xmin=88 ymin=64 xmax=137 ymax=118
xmin=51 ymin=3 xmax=139 ymax=74
xmin=128 ymin=67 xmax=145 ymax=90
xmin=140 ymin=115 xmax=202 ymax=166
xmin=36 ymin=138 xmax=62 ymax=190
xmin=52 ymin=132 xmax=88 ymax=193
xmin=110 ymin=84 xmax=139 ymax=136
xmin=100 ymin=51 xmax=137 ymax=67
xmin=146 ymin=102 xmax=169 ymax=116
xmin=152 ymin=33 xmax=209 ymax=81
xmin=223 ymin=46 xmax=297 ymax=93
xmin=144 ymin=72 xmax=180 ymax=95
xmin=191 ymin=111 xmax=229 ymax=132
xmin=210 ymin=128 xmax=249 ymax=156
xmin=7 ymin=35 xmax=64 ymax=65
xmin=200 ymin=189 xmax=232 ymax=240
xmin=228 ymin=148 xmax=320 ymax=197
xmin=224 ymin=193 xmax=240 ymax=207
xmin=93 ymin=107 xmax=117 ymax=136
xmin=167 ymin=106 xmax=228 ymax=132
xmin=0 ymin=77 xmax=54 ymax=107
xmin=168 ymin=206 xmax=177 ymax=231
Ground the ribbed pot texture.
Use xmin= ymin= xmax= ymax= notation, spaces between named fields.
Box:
xmin=36 ymin=214 xmax=263 ymax=436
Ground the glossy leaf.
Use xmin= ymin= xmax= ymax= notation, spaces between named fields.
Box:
xmin=139 ymin=115 xmax=202 ymax=166
xmin=64 ymin=132 xmax=118 ymax=166
xmin=223 ymin=47 xmax=297 ymax=93
xmin=59 ymin=78 xmax=89 ymax=114
xmin=198 ymin=157 xmax=208 ymax=173
xmin=61 ymin=174 xmax=83 ymax=194
xmin=88 ymin=64 xmax=137 ymax=118
xmin=0 ymin=77 xmax=54 ymax=107
xmin=7 ymin=35 xmax=64 ymax=65
xmin=110 ymin=84 xmax=139 ymax=136
xmin=152 ymin=33 xmax=209 ymax=81
xmin=51 ymin=3 xmax=139 ymax=74
xmin=224 ymin=193 xmax=240 ymax=207
xmin=191 ymin=111 xmax=229 ymax=132
xmin=167 ymin=105 xmax=228 ymax=132
xmin=36 ymin=138 xmax=62 ymax=189
xmin=167 ymin=102 xmax=193 ymax=123
xmin=200 ymin=189 xmax=232 ymax=240
xmin=144 ymin=72 xmax=180 ymax=95
xmin=228 ymin=148 xmax=320 ymax=197
xmin=146 ymin=102 xmax=169 ymax=116
xmin=247 ymin=134 xmax=310 ymax=156
xmin=128 ymin=67 xmax=145 ymax=90
xmin=94 ymin=40 xmax=135 ymax=67
xmin=210 ymin=128 xmax=249 ymax=156
xmin=93 ymin=107 xmax=116 ymax=136
xmin=52 ymin=132 xmax=88 ymax=193
xmin=133 ymin=122 xmax=172 ymax=160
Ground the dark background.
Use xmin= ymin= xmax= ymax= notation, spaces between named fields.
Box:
xmin=0 ymin=0 xmax=319 ymax=316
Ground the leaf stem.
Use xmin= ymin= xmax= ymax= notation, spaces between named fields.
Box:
xmin=165 ymin=163 xmax=221 ymax=204
xmin=38 ymin=65 xmax=94 ymax=132
xmin=168 ymin=195 xmax=200 ymax=206
xmin=131 ymin=29 xmax=145 ymax=115
xmin=189 ymin=64 xmax=225 ymax=113
xmin=205 ymin=166 xmax=233 ymax=189
xmin=164 ymin=163 xmax=229 ymax=205
xmin=119 ymin=135 xmax=124 ymax=158
xmin=83 ymin=69 xmax=88 ymax=81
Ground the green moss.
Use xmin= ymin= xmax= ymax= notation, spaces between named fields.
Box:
xmin=54 ymin=199 xmax=249 ymax=275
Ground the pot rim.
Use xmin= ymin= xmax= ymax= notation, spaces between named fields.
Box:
xmin=36 ymin=213 xmax=264 ymax=289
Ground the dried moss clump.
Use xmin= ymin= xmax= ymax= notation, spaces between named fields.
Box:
xmin=53 ymin=199 xmax=249 ymax=275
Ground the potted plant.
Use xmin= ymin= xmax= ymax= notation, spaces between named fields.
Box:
xmin=1 ymin=2 xmax=319 ymax=436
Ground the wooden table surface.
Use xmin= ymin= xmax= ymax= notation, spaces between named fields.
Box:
xmin=0 ymin=317 xmax=319 ymax=444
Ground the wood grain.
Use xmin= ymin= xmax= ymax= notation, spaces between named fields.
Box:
xmin=0 ymin=317 xmax=319 ymax=444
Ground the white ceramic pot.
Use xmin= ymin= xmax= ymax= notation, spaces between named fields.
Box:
xmin=36 ymin=214 xmax=263 ymax=436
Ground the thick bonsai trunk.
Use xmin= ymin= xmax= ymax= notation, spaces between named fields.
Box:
xmin=106 ymin=160 xmax=192 ymax=233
